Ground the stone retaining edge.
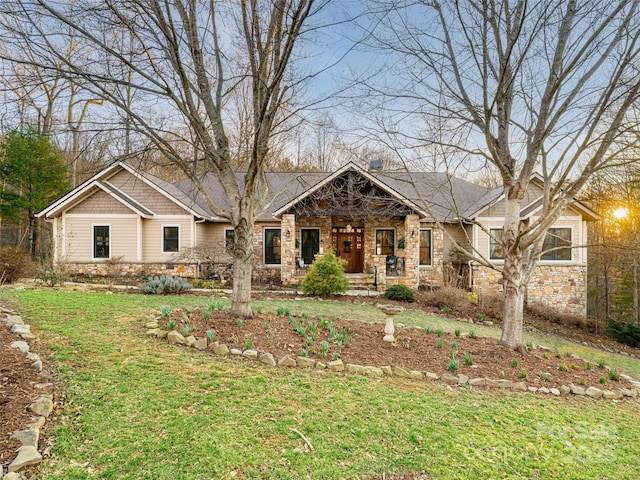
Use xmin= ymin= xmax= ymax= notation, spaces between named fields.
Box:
xmin=144 ymin=312 xmax=640 ymax=402
xmin=1 ymin=307 xmax=53 ymax=480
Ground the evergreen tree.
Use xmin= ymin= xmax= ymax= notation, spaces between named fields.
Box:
xmin=0 ymin=126 xmax=69 ymax=256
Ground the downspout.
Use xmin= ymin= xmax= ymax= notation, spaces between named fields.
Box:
xmin=468 ymin=260 xmax=473 ymax=292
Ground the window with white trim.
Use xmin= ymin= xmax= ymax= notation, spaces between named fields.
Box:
xmin=163 ymin=226 xmax=179 ymax=253
xmin=93 ymin=225 xmax=110 ymax=259
xmin=489 ymin=228 xmax=504 ymax=260
xmin=541 ymin=228 xmax=571 ymax=261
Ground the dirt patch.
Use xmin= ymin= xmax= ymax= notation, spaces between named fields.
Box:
xmin=172 ymin=307 xmax=637 ymax=390
xmin=0 ymin=315 xmax=43 ymax=471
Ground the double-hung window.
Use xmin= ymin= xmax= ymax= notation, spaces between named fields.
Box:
xmin=376 ymin=229 xmax=395 ymax=256
xmin=163 ymin=226 xmax=179 ymax=253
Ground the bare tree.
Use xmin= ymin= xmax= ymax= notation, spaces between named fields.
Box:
xmin=363 ymin=0 xmax=640 ymax=350
xmin=1 ymin=0 xmax=323 ymax=316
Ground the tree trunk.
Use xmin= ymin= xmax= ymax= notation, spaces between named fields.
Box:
xmin=633 ymin=257 xmax=638 ymax=324
xmin=499 ymin=253 xmax=527 ymax=352
xmin=230 ymin=215 xmax=254 ymax=317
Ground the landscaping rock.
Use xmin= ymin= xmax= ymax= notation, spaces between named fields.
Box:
xmin=3 ymin=472 xmax=27 ymax=480
xmin=277 ymin=355 xmax=297 ymax=367
xmin=346 ymin=364 xmax=368 ymax=375
xmin=316 ymin=361 xmax=327 ymax=370
xmin=441 ymin=373 xmax=459 ymax=384
xmin=212 ymin=342 xmax=230 ymax=357
xmin=603 ymin=390 xmax=624 ymax=400
xmin=193 ymin=338 xmax=208 ymax=350
xmin=19 ymin=332 xmax=36 ymax=342
xmin=167 ymin=331 xmax=185 ymax=344
xmin=242 ymin=350 xmax=258 ymax=360
xmin=457 ymin=374 xmax=469 ymax=385
xmin=586 ymin=387 xmax=603 ymax=398
xmin=513 ymin=382 xmax=527 ymax=392
xmin=10 ymin=341 xmax=29 ymax=353
xmin=425 ymin=372 xmax=440 ymax=381
xmin=528 ymin=387 xmax=538 ymax=393
xmin=538 ymin=387 xmax=550 ymax=394
xmin=10 ymin=324 xmax=30 ymax=335
xmin=7 ymin=446 xmax=42 ymax=473
xmin=145 ymin=321 xmax=159 ymax=329
xmin=497 ymin=380 xmax=514 ymax=389
xmin=34 ymin=383 xmax=54 ymax=394
xmin=156 ymin=330 xmax=169 ymax=339
xmin=365 ymin=366 xmax=384 ymax=377
xmin=185 ymin=335 xmax=197 ymax=347
xmin=10 ymin=429 xmax=39 ymax=448
xmin=4 ymin=314 xmax=24 ymax=326
xmin=28 ymin=396 xmax=53 ymax=417
xmin=229 ymin=348 xmax=243 ymax=356
xmin=259 ymin=353 xmax=276 ymax=366
xmin=559 ymin=385 xmax=571 ymax=395
xmin=327 ymin=359 xmax=344 ymax=371
xmin=468 ymin=377 xmax=486 ymax=386
xmin=569 ymin=384 xmax=586 ymax=396
xmin=146 ymin=328 xmax=162 ymax=337
xmin=620 ymin=388 xmax=638 ymax=398
xmin=296 ymin=356 xmax=316 ymax=369
xmin=380 ymin=365 xmax=393 ymax=376
xmin=549 ymin=388 xmax=561 ymax=396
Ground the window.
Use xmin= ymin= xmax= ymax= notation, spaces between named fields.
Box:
xmin=489 ymin=228 xmax=504 ymax=260
xmin=541 ymin=228 xmax=571 ymax=261
xmin=376 ymin=229 xmax=395 ymax=256
xmin=264 ymin=228 xmax=282 ymax=264
xmin=225 ymin=229 xmax=235 ymax=254
xmin=301 ymin=229 xmax=319 ymax=265
xmin=163 ymin=226 xmax=179 ymax=253
xmin=419 ymin=229 xmax=432 ymax=265
xmin=93 ymin=225 xmax=110 ymax=259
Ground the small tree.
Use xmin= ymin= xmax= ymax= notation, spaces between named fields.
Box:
xmin=301 ymin=252 xmax=349 ymax=297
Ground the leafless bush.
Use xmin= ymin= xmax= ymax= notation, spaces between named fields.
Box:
xmin=0 ymin=246 xmax=35 ymax=284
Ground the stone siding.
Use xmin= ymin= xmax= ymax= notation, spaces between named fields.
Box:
xmin=472 ymin=264 xmax=587 ymax=316
xmin=64 ymin=261 xmax=197 ymax=278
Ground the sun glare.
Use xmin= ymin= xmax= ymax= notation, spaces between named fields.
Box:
xmin=613 ymin=207 xmax=629 ymax=220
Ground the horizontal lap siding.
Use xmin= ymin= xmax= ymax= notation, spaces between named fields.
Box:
xmin=64 ymin=216 xmax=138 ymax=261
xmin=142 ymin=217 xmax=193 ymax=262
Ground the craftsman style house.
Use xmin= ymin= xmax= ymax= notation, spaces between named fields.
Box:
xmin=37 ymin=161 xmax=598 ymax=315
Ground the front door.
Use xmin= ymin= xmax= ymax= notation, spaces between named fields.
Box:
xmin=333 ymin=228 xmax=364 ymax=273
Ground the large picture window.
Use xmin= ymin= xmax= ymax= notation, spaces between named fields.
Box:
xmin=541 ymin=228 xmax=572 ymax=261
xmin=489 ymin=228 xmax=504 ymax=260
xmin=264 ymin=228 xmax=282 ymax=264
xmin=420 ymin=229 xmax=432 ymax=265
xmin=163 ymin=226 xmax=179 ymax=253
xmin=93 ymin=225 xmax=110 ymax=259
xmin=376 ymin=229 xmax=395 ymax=256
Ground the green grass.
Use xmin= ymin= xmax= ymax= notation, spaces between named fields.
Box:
xmin=4 ymin=289 xmax=640 ymax=479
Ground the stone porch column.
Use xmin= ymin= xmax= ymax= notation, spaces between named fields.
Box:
xmin=281 ymin=214 xmax=296 ymax=284
xmin=373 ymin=255 xmax=387 ymax=290
xmin=404 ymin=214 xmax=420 ymax=288
xmin=319 ymin=216 xmax=332 ymax=254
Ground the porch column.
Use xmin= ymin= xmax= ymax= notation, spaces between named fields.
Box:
xmin=281 ymin=214 xmax=296 ymax=284
xmin=404 ymin=214 xmax=420 ymax=288
xmin=319 ymin=216 xmax=332 ymax=253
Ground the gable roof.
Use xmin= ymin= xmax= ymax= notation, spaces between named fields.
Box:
xmin=38 ymin=161 xmax=599 ymax=223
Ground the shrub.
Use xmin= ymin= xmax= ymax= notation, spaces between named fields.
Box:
xmin=301 ymin=252 xmax=349 ymax=297
xmin=607 ymin=318 xmax=640 ymax=348
xmin=140 ymin=275 xmax=192 ymax=295
xmin=0 ymin=246 xmax=34 ymax=284
xmin=384 ymin=284 xmax=415 ymax=303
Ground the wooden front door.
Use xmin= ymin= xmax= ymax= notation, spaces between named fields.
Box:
xmin=333 ymin=228 xmax=364 ymax=273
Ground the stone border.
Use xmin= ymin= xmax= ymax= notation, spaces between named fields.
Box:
xmin=1 ymin=308 xmax=53 ymax=480
xmin=145 ymin=313 xmax=640 ymax=401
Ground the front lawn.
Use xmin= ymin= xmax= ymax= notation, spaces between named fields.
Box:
xmin=4 ymin=288 xmax=640 ymax=479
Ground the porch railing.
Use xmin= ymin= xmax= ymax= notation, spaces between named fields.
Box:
xmin=386 ymin=256 xmax=405 ymax=276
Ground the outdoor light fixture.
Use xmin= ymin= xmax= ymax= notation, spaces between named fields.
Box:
xmin=411 ymin=229 xmax=416 ymax=238
xmin=285 ymin=229 xmax=291 ymax=238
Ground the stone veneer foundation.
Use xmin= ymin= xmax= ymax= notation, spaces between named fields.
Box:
xmin=472 ymin=264 xmax=587 ymax=316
